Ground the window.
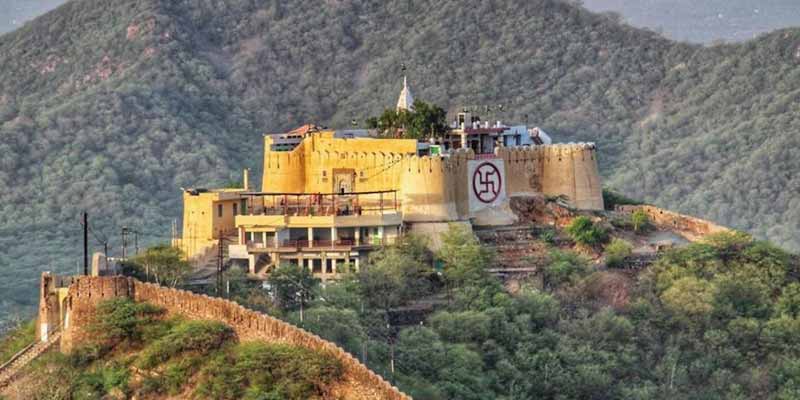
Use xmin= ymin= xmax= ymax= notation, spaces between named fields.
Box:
xmin=233 ymin=203 xmax=238 ymax=216
xmin=217 ymin=204 xmax=223 ymax=218
xmin=322 ymin=171 xmax=327 ymax=177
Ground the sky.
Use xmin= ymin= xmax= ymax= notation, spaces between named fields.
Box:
xmin=582 ymin=0 xmax=800 ymax=43
xmin=1 ymin=0 xmax=800 ymax=43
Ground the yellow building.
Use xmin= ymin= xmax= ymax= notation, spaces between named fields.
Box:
xmin=177 ymin=80 xmax=604 ymax=280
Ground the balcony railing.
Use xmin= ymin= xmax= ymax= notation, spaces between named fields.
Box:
xmin=239 ymin=190 xmax=400 ymax=217
xmin=247 ymin=239 xmax=362 ymax=250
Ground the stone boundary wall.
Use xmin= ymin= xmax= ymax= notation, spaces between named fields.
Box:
xmin=616 ymin=205 xmax=733 ymax=241
xmin=53 ymin=275 xmax=409 ymax=400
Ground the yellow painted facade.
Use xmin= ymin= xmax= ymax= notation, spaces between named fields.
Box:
xmin=180 ymin=131 xmax=604 ymax=262
xmin=175 ymin=190 xmax=245 ymax=258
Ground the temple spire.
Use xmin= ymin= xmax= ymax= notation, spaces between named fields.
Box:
xmin=396 ymin=75 xmax=414 ymax=112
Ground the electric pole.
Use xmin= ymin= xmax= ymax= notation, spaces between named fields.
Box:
xmin=83 ymin=211 xmax=88 ymax=276
xmin=134 ymin=229 xmax=139 ymax=255
xmin=121 ymin=227 xmax=128 ymax=260
xmin=217 ymin=229 xmax=225 ymax=296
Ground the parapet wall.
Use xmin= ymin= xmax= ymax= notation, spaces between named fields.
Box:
xmin=616 ymin=205 xmax=732 ymax=241
xmin=399 ymin=155 xmax=459 ymax=222
xmin=260 ymin=132 xmax=604 ymax=218
xmin=50 ymin=275 xmax=409 ymax=400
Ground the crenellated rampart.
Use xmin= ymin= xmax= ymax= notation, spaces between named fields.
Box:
xmin=45 ymin=275 xmax=410 ymax=400
xmin=399 ymin=155 xmax=459 ymax=221
xmin=259 ymin=131 xmax=604 ymax=216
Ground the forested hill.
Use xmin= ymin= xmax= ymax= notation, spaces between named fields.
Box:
xmin=0 ymin=0 xmax=799 ymax=317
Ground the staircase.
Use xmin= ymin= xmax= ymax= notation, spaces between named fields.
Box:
xmin=0 ymin=331 xmax=61 ymax=389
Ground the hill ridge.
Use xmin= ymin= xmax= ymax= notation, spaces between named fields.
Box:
xmin=0 ymin=0 xmax=799 ymax=323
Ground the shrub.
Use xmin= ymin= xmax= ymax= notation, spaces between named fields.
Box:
xmin=539 ymin=229 xmax=557 ymax=244
xmin=90 ymin=298 xmax=163 ymax=345
xmin=566 ymin=216 xmax=608 ymax=246
xmin=631 ymin=209 xmax=650 ymax=233
xmin=543 ymin=250 xmax=590 ymax=290
xmin=605 ymin=239 xmax=633 ymax=268
xmin=136 ymin=320 xmax=234 ymax=369
xmin=195 ymin=342 xmax=343 ymax=400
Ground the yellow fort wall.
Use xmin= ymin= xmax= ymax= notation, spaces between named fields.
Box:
xmin=399 ymin=155 xmax=459 ymax=222
xmin=449 ymin=148 xmax=473 ymax=218
xmin=539 ymin=143 xmax=604 ymax=210
xmin=262 ymin=131 xmax=416 ymax=194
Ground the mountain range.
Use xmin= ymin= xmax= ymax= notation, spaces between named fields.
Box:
xmin=1 ymin=0 xmax=800 ymax=323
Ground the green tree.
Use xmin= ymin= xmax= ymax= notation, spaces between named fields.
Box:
xmin=367 ymin=100 xmax=447 ymax=139
xmin=267 ymin=263 xmax=320 ymax=320
xmin=631 ymin=209 xmax=650 ymax=232
xmin=438 ymin=224 xmax=493 ymax=288
xmin=543 ymin=249 xmax=589 ymax=290
xmin=126 ymin=245 xmax=191 ymax=288
xmin=661 ymin=276 xmax=715 ymax=318
xmin=777 ymin=283 xmax=800 ymax=318
xmin=358 ymin=246 xmax=432 ymax=314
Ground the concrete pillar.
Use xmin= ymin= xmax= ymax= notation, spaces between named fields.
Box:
xmin=355 ymin=228 xmax=361 ymax=245
xmin=262 ymin=232 xmax=267 ymax=247
xmin=307 ymin=257 xmax=314 ymax=273
xmin=308 ymin=227 xmax=314 ymax=248
xmin=248 ymin=254 xmax=255 ymax=274
xmin=238 ymin=227 xmax=244 ymax=245
xmin=331 ymin=227 xmax=337 ymax=248
xmin=354 ymin=257 xmax=360 ymax=272
xmin=331 ymin=258 xmax=337 ymax=275
xmin=379 ymin=226 xmax=385 ymax=245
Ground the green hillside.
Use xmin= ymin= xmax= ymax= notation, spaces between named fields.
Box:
xmin=1 ymin=0 xmax=800 ymax=323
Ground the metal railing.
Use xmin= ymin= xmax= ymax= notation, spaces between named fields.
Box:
xmin=241 ymin=190 xmax=400 ymax=217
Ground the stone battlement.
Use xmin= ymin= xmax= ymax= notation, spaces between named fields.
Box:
xmin=40 ymin=274 xmax=410 ymax=400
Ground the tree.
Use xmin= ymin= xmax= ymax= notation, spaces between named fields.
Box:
xmin=358 ymin=246 xmax=432 ymax=313
xmin=777 ymin=283 xmax=800 ymax=318
xmin=543 ymin=249 xmax=589 ymax=290
xmin=367 ymin=100 xmax=447 ymax=139
xmin=126 ymin=245 xmax=191 ymax=288
xmin=661 ymin=277 xmax=715 ymax=318
xmin=267 ymin=263 xmax=320 ymax=321
xmin=631 ymin=209 xmax=650 ymax=233
xmin=438 ymin=224 xmax=493 ymax=288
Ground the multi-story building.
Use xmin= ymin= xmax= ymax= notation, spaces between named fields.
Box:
xmin=176 ymin=79 xmax=604 ymax=280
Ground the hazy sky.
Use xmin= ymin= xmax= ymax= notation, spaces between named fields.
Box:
xmin=2 ymin=0 xmax=800 ymax=44
xmin=583 ymin=0 xmax=800 ymax=43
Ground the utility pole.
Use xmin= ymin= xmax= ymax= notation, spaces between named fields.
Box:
xmin=217 ymin=229 xmax=224 ymax=296
xmin=82 ymin=211 xmax=88 ymax=275
xmin=121 ymin=227 xmax=128 ymax=261
xmin=134 ymin=230 xmax=139 ymax=255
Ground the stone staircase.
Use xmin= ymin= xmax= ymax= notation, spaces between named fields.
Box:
xmin=0 ymin=331 xmax=61 ymax=389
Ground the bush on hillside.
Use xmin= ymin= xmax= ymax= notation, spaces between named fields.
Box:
xmin=566 ymin=216 xmax=608 ymax=246
xmin=195 ymin=342 xmax=343 ymax=400
xmin=136 ymin=320 xmax=234 ymax=369
xmin=605 ymin=238 xmax=633 ymax=268
xmin=90 ymin=298 xmax=164 ymax=345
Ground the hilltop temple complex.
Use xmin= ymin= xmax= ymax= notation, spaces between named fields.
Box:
xmin=175 ymin=78 xmax=604 ymax=279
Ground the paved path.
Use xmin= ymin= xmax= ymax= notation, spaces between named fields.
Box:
xmin=0 ymin=331 xmax=61 ymax=389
